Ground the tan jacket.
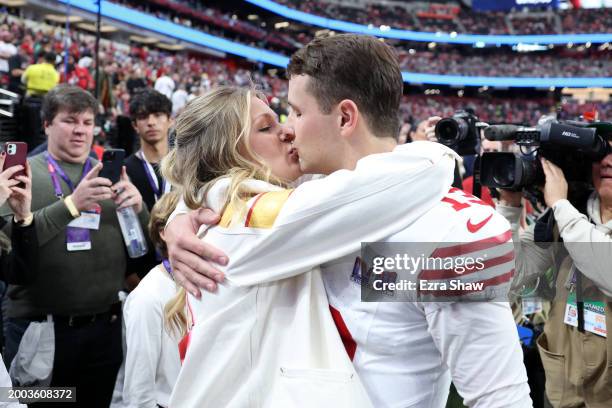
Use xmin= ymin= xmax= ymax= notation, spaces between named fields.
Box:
xmin=499 ymin=193 xmax=612 ymax=407
xmin=537 ymin=256 xmax=612 ymax=407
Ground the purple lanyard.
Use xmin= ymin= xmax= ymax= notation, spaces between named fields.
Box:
xmin=139 ymin=152 xmax=164 ymax=200
xmin=45 ymin=152 xmax=92 ymax=198
xmin=162 ymin=258 xmax=173 ymax=280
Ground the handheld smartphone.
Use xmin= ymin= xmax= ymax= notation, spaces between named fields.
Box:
xmin=2 ymin=142 xmax=28 ymax=180
xmin=99 ymin=149 xmax=126 ymax=184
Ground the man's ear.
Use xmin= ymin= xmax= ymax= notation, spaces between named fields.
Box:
xmin=131 ymin=120 xmax=138 ymax=132
xmin=338 ymin=99 xmax=359 ymax=137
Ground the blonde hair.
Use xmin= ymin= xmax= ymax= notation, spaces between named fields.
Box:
xmin=162 ymin=86 xmax=285 ymax=338
xmin=147 ymin=191 xmax=186 ymax=338
xmin=165 ymin=288 xmax=188 ymax=339
xmin=148 ymin=191 xmax=180 ymax=259
xmin=162 ymin=86 xmax=285 ymax=224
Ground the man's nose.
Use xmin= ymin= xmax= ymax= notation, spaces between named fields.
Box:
xmin=280 ymin=126 xmax=295 ymax=143
xmin=73 ymin=122 xmax=86 ymax=134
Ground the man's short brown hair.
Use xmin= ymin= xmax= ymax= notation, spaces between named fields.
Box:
xmin=41 ymin=84 xmax=98 ymax=124
xmin=287 ymin=34 xmax=403 ymax=139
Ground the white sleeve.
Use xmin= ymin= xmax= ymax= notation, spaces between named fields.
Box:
xmin=425 ymin=302 xmax=532 ymax=408
xmin=123 ymin=287 xmax=163 ymax=408
xmin=165 ymin=198 xmax=190 ymax=229
xmin=224 ymin=143 xmax=458 ymax=286
xmin=553 ymin=199 xmax=612 ymax=296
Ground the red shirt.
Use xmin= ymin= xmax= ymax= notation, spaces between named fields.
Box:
xmin=462 ymin=176 xmax=496 ymax=208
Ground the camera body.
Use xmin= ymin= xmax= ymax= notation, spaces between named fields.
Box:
xmin=480 ymin=121 xmax=611 ymax=198
xmin=434 ymin=110 xmax=480 ymax=156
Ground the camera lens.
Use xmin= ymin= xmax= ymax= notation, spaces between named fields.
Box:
xmin=435 ymin=119 xmax=459 ymax=143
xmin=493 ymin=165 xmax=515 ymax=188
xmin=435 ymin=118 xmax=469 ymax=145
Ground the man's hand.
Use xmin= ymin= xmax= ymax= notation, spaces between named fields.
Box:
xmin=166 ymin=209 xmax=227 ymax=298
xmin=424 ymin=116 xmax=442 ymax=142
xmin=8 ymin=161 xmax=33 ymax=221
xmin=112 ymin=166 xmax=144 ymax=213
xmin=69 ymin=162 xmax=113 ymax=212
xmin=541 ymin=157 xmax=568 ymax=208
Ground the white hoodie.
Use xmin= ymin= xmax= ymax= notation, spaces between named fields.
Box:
xmin=169 ymin=142 xmax=457 ymax=407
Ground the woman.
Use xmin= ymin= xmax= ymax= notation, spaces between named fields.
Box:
xmin=162 ymin=86 xmax=456 ymax=407
xmin=123 ymin=191 xmax=180 ymax=408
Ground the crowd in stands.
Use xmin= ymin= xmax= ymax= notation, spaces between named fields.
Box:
xmin=102 ymin=0 xmax=611 ymax=81
xmin=112 ymin=0 xmax=301 ymax=51
xmin=510 ymin=16 xmax=557 ymax=35
xmin=399 ymin=94 xmax=612 ymax=126
xmin=277 ymin=0 xmax=611 ymax=35
xmin=456 ymin=10 xmax=509 ymax=34
xmin=397 ymin=48 xmax=612 ymax=78
xmin=561 ymin=7 xmax=610 ymax=34
xmin=1 ymin=11 xmax=609 ymax=136
xmin=0 ymin=14 xmax=288 ymax=114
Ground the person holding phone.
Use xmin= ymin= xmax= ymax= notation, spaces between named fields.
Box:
xmin=0 ymin=85 xmax=147 ymax=408
xmin=0 ymin=145 xmax=35 ymax=408
xmin=0 ymin=147 xmax=37 ymax=283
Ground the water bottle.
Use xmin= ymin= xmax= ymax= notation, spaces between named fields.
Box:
xmin=116 ymin=206 xmax=148 ymax=258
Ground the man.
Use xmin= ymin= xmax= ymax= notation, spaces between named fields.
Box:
xmin=21 ymin=52 xmax=60 ymax=149
xmin=171 ymin=83 xmax=188 ymax=118
xmin=0 ymin=32 xmax=17 ymax=84
xmin=410 ymin=119 xmax=430 ymax=142
xmin=21 ymin=52 xmax=59 ymax=97
xmin=498 ymin=146 xmax=612 ymax=407
xmin=0 ymin=85 xmax=147 ymax=408
xmin=125 ymin=88 xmax=172 ymax=211
xmin=154 ymin=72 xmax=175 ymax=100
xmin=7 ymin=45 xmax=28 ymax=95
xmin=123 ymin=89 xmax=172 ymax=279
xmin=166 ymin=35 xmax=531 ymax=407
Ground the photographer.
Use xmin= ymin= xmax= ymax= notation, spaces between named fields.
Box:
xmin=497 ymin=145 xmax=612 ymax=407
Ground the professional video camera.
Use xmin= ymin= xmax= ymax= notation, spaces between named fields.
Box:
xmin=479 ymin=120 xmax=612 ymax=197
xmin=434 ymin=109 xmax=481 ymax=156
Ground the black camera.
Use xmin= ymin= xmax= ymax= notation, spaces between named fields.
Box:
xmin=434 ymin=109 xmax=480 ymax=156
xmin=480 ymin=121 xmax=611 ymax=193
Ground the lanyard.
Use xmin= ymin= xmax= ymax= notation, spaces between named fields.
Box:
xmin=45 ymin=152 xmax=92 ymax=198
xmin=137 ymin=150 xmax=169 ymax=201
xmin=162 ymin=258 xmax=173 ymax=280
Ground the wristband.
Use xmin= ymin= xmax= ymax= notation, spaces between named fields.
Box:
xmin=64 ymin=195 xmax=81 ymax=218
xmin=14 ymin=213 xmax=34 ymax=227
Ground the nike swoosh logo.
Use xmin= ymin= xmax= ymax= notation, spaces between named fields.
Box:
xmin=466 ymin=213 xmax=493 ymax=233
